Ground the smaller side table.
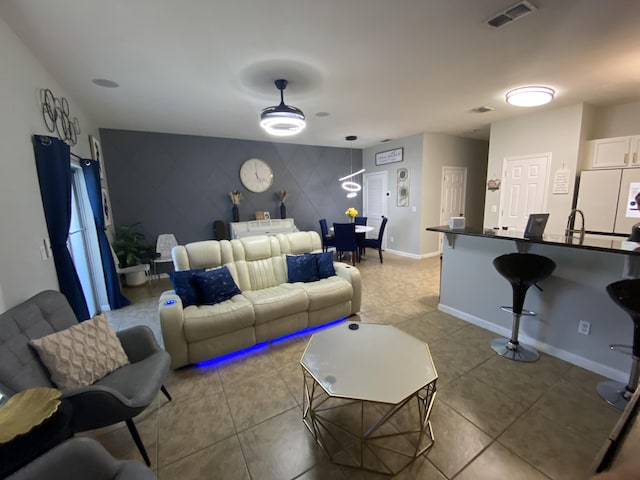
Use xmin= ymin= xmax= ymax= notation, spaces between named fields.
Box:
xmin=0 ymin=388 xmax=72 ymax=479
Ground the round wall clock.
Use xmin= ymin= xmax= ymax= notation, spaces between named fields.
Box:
xmin=239 ymin=158 xmax=274 ymax=193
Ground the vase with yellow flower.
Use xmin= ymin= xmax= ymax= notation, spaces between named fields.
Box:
xmin=345 ymin=207 xmax=358 ymax=223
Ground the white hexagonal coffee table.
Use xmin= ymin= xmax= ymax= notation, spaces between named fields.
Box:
xmin=301 ymin=322 xmax=438 ymax=475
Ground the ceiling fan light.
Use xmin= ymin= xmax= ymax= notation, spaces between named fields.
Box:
xmin=260 ymin=79 xmax=306 ymax=136
xmin=506 ymin=86 xmax=555 ymax=107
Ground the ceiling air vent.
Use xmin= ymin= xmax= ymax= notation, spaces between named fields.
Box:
xmin=487 ymin=1 xmax=537 ymax=28
xmin=471 ymin=106 xmax=494 ymax=113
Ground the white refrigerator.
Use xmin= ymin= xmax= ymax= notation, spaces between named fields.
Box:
xmin=576 ymin=168 xmax=640 ymax=234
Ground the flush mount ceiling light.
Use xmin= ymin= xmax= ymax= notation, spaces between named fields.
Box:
xmin=260 ymin=79 xmax=306 ymax=136
xmin=505 ymin=86 xmax=555 ymax=107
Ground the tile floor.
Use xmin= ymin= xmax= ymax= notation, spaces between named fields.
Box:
xmin=95 ymin=253 xmax=621 ymax=479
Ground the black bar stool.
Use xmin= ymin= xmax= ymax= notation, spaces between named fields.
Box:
xmin=491 ymin=253 xmax=556 ymax=362
xmin=597 ymin=278 xmax=640 ymax=410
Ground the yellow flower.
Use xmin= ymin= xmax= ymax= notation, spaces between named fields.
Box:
xmin=345 ymin=207 xmax=358 ymax=218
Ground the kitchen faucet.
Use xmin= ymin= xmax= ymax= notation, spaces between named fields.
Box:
xmin=565 ymin=209 xmax=585 ymax=243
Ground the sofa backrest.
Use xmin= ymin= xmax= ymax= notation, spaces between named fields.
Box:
xmin=171 ymin=232 xmax=323 ymax=293
xmin=0 ymin=290 xmax=76 ymax=394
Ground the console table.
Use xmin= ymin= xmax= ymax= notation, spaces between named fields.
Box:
xmin=230 ymin=219 xmax=298 ymax=239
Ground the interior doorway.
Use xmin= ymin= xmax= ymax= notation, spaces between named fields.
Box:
xmin=439 ymin=166 xmax=467 ymax=252
xmin=499 ymin=153 xmax=551 ymax=230
xmin=363 ymin=171 xmax=388 ymax=247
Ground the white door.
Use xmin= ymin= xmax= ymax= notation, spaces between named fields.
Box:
xmin=364 ymin=171 xmax=388 ymax=247
xmin=499 ymin=153 xmax=550 ymax=230
xmin=439 ymin=167 xmax=467 ymax=251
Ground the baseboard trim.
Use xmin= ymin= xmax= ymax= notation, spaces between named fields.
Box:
xmin=438 ymin=303 xmax=628 ymax=383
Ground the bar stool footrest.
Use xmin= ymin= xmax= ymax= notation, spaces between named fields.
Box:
xmin=609 ymin=344 xmax=633 ymax=356
xmin=490 ymin=338 xmax=539 ymax=362
xmin=500 ymin=306 xmax=537 ymax=316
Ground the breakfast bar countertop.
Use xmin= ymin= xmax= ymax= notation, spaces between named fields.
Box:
xmin=426 ymin=225 xmax=640 ymax=256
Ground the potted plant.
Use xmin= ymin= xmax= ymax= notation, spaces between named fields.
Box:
xmin=112 ymin=223 xmax=156 ymax=286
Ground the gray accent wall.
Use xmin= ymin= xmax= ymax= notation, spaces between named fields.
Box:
xmin=100 ymin=129 xmax=362 ymax=244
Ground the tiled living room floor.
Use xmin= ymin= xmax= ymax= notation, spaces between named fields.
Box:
xmin=95 ymin=253 xmax=621 ymax=479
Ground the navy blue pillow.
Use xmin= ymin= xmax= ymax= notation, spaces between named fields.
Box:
xmin=193 ymin=266 xmax=242 ymax=305
xmin=287 ymin=254 xmax=319 ymax=283
xmin=314 ymin=251 xmax=336 ymax=279
xmin=168 ymin=269 xmax=204 ymax=307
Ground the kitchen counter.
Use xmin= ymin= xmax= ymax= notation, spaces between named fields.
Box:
xmin=425 ymin=225 xmax=638 ymax=381
xmin=426 ymin=225 xmax=640 ymax=256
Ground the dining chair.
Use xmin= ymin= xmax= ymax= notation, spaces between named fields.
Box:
xmin=354 ymin=217 xmax=368 ymax=257
xmin=362 ymin=216 xmax=388 ymax=263
xmin=153 ymin=234 xmax=178 ymax=280
xmin=319 ymin=219 xmax=336 ymax=252
xmin=333 ymin=222 xmax=358 ymax=265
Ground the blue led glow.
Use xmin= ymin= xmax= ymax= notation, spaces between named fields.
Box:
xmin=194 ymin=317 xmax=348 ymax=369
xmin=163 ymin=299 xmax=177 ymax=306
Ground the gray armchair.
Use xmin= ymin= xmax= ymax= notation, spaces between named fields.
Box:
xmin=0 ymin=290 xmax=171 ymax=466
xmin=7 ymin=436 xmax=157 ymax=480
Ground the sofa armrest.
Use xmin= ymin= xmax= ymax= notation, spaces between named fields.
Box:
xmin=158 ymin=291 xmax=189 ymax=369
xmin=334 ymin=263 xmax=362 ymax=314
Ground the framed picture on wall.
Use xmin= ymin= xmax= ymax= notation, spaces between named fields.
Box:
xmin=101 ymin=187 xmax=112 ymax=227
xmin=89 ymin=134 xmax=104 ymax=179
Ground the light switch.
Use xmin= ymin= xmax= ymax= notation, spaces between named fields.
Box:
xmin=411 ymin=206 xmax=417 ymax=213
xmin=40 ymin=244 xmax=48 ymax=261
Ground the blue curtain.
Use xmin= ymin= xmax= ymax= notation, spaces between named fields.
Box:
xmin=33 ymin=135 xmax=90 ymax=321
xmin=80 ymin=159 xmax=130 ymax=309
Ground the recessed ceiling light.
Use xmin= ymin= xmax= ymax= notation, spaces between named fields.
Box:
xmin=315 ymin=112 xmax=330 ymax=117
xmin=505 ymin=86 xmax=555 ymax=107
xmin=92 ymin=78 xmax=120 ymax=88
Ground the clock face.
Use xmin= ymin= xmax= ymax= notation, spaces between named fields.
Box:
xmin=240 ymin=158 xmax=274 ymax=193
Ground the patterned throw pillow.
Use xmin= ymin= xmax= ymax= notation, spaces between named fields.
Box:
xmin=168 ymin=268 xmax=205 ymax=307
xmin=30 ymin=313 xmax=129 ymax=391
xmin=193 ymin=266 xmax=242 ymax=305
xmin=314 ymin=251 xmax=336 ymax=279
xmin=286 ymin=253 xmax=319 ymax=283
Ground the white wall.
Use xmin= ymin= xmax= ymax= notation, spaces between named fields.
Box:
xmin=591 ymin=101 xmax=640 ymax=139
xmin=484 ymin=104 xmax=586 ymax=235
xmin=420 ymin=133 xmax=488 ymax=254
xmin=0 ymin=16 xmax=98 ymax=311
xmin=363 ymin=134 xmax=424 ymax=257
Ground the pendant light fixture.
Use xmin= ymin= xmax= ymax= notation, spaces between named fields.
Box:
xmin=260 ymin=79 xmax=306 ymax=136
xmin=339 ymin=135 xmax=365 ymax=198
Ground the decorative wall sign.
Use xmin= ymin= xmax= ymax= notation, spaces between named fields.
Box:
xmin=552 ymin=167 xmax=570 ymax=195
xmin=101 ymin=187 xmax=112 ymax=227
xmin=487 ymin=179 xmax=501 ymax=191
xmin=89 ymin=135 xmax=104 ymax=179
xmin=397 ymin=167 xmax=409 ymax=207
xmin=376 ymin=147 xmax=403 ymax=166
xmin=39 ymin=89 xmax=80 ymax=146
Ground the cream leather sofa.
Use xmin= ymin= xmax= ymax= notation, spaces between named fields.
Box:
xmin=159 ymin=231 xmax=361 ymax=368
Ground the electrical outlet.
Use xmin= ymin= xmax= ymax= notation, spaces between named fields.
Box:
xmin=578 ymin=320 xmax=591 ymax=335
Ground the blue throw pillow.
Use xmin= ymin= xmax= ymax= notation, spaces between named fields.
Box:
xmin=286 ymin=254 xmax=319 ymax=283
xmin=314 ymin=251 xmax=336 ymax=279
xmin=193 ymin=266 xmax=242 ymax=305
xmin=168 ymin=269 xmax=204 ymax=307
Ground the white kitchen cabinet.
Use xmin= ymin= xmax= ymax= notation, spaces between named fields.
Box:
xmin=584 ymin=135 xmax=640 ymax=169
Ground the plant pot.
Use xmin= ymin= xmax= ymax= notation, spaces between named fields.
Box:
xmin=125 ymin=270 xmax=147 ymax=287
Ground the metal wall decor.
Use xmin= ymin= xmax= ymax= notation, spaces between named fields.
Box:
xmin=40 ymin=88 xmax=81 ymax=146
xmin=397 ymin=167 xmax=410 ymax=207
